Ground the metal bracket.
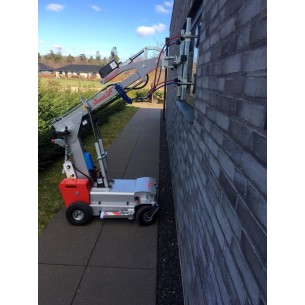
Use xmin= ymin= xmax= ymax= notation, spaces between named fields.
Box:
xmin=63 ymin=160 xmax=76 ymax=178
xmin=149 ymin=203 xmax=159 ymax=218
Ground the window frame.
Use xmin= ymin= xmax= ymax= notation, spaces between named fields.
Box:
xmin=185 ymin=11 xmax=202 ymax=108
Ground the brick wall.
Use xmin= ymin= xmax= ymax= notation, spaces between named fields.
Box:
xmin=166 ymin=0 xmax=267 ymax=304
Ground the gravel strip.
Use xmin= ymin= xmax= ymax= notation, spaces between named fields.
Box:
xmin=156 ymin=112 xmax=184 ymax=305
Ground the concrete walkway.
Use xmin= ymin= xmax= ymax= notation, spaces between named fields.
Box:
xmin=39 ymin=106 xmax=161 ymax=305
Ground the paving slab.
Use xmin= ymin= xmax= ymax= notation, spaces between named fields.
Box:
xmin=73 ymin=267 xmax=156 ymax=305
xmin=131 ymin=145 xmax=160 ymax=156
xmin=89 ymin=220 xmax=157 ymax=269
xmin=39 ymin=217 xmax=103 ymax=265
xmin=123 ymin=162 xmax=159 ymax=180
xmin=107 ymin=147 xmax=134 ymax=161
xmin=39 ymin=264 xmax=85 ymax=305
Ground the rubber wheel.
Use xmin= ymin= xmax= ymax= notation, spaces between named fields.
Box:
xmin=66 ymin=202 xmax=93 ymax=226
xmin=136 ymin=206 xmax=157 ymax=226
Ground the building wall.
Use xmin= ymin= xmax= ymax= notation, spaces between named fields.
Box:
xmin=166 ymin=0 xmax=267 ymax=304
xmin=55 ymin=71 xmax=100 ymax=79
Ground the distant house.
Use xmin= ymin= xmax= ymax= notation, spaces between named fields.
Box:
xmin=38 ymin=63 xmax=54 ymax=74
xmin=54 ymin=64 xmax=102 ymax=79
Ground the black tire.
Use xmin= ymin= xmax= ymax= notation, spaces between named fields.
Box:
xmin=66 ymin=202 xmax=93 ymax=226
xmin=136 ymin=205 xmax=157 ymax=226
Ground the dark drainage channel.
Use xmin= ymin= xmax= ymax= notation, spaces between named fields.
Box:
xmin=157 ymin=112 xmax=184 ymax=305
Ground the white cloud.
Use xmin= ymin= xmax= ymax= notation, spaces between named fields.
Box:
xmin=52 ymin=44 xmax=63 ymax=53
xmin=155 ymin=4 xmax=170 ymax=14
xmin=164 ymin=1 xmax=174 ymax=7
xmin=91 ymin=5 xmax=101 ymax=12
xmin=154 ymin=23 xmax=167 ymax=32
xmin=155 ymin=1 xmax=173 ymax=14
xmin=46 ymin=3 xmax=64 ymax=12
xmin=137 ymin=26 xmax=155 ymax=37
xmin=136 ymin=23 xmax=166 ymax=37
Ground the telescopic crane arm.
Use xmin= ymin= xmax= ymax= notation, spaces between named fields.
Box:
xmin=51 ymin=47 xmax=163 ymax=188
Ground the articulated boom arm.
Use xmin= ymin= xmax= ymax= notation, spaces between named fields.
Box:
xmin=51 ymin=46 xmax=163 ymax=188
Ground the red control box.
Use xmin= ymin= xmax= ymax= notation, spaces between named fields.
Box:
xmin=59 ymin=178 xmax=91 ymax=207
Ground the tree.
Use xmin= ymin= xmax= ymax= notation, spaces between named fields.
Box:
xmin=80 ymin=54 xmax=87 ymax=62
xmin=109 ymin=47 xmax=120 ymax=63
xmin=88 ymin=56 xmax=94 ymax=63
xmin=54 ymin=52 xmax=63 ymax=63
xmin=38 ymin=52 xmax=41 ymax=62
xmin=66 ymin=54 xmax=74 ymax=63
xmin=95 ymin=51 xmax=101 ymax=61
xmin=101 ymin=56 xmax=108 ymax=67
xmin=48 ymin=50 xmax=56 ymax=63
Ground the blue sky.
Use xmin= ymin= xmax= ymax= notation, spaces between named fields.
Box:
xmin=38 ymin=0 xmax=174 ymax=61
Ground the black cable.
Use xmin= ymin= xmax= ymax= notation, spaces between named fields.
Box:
xmin=73 ymin=164 xmax=95 ymax=185
xmin=126 ymin=75 xmax=149 ymax=90
xmin=156 ymin=67 xmax=162 ymax=87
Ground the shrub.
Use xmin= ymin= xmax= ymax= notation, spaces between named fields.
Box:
xmin=154 ymin=90 xmax=164 ymax=103
xmin=38 ymin=79 xmax=126 ymax=171
xmin=133 ymin=88 xmax=151 ymax=102
xmin=128 ymin=88 xmax=164 ymax=103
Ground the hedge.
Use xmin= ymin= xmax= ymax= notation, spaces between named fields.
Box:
xmin=38 ymin=79 xmax=126 ymax=171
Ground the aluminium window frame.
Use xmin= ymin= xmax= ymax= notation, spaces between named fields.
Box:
xmin=185 ymin=9 xmax=202 ymax=108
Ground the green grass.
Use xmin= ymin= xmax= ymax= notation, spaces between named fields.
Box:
xmin=40 ymin=77 xmax=103 ymax=90
xmin=38 ymin=105 xmax=139 ymax=234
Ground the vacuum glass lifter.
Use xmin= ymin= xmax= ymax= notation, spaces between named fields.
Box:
xmin=51 ymin=46 xmax=162 ymax=226
xmin=51 ymin=27 xmax=196 ymax=227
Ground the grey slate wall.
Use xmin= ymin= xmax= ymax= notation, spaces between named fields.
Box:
xmin=166 ymin=0 xmax=267 ymax=304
